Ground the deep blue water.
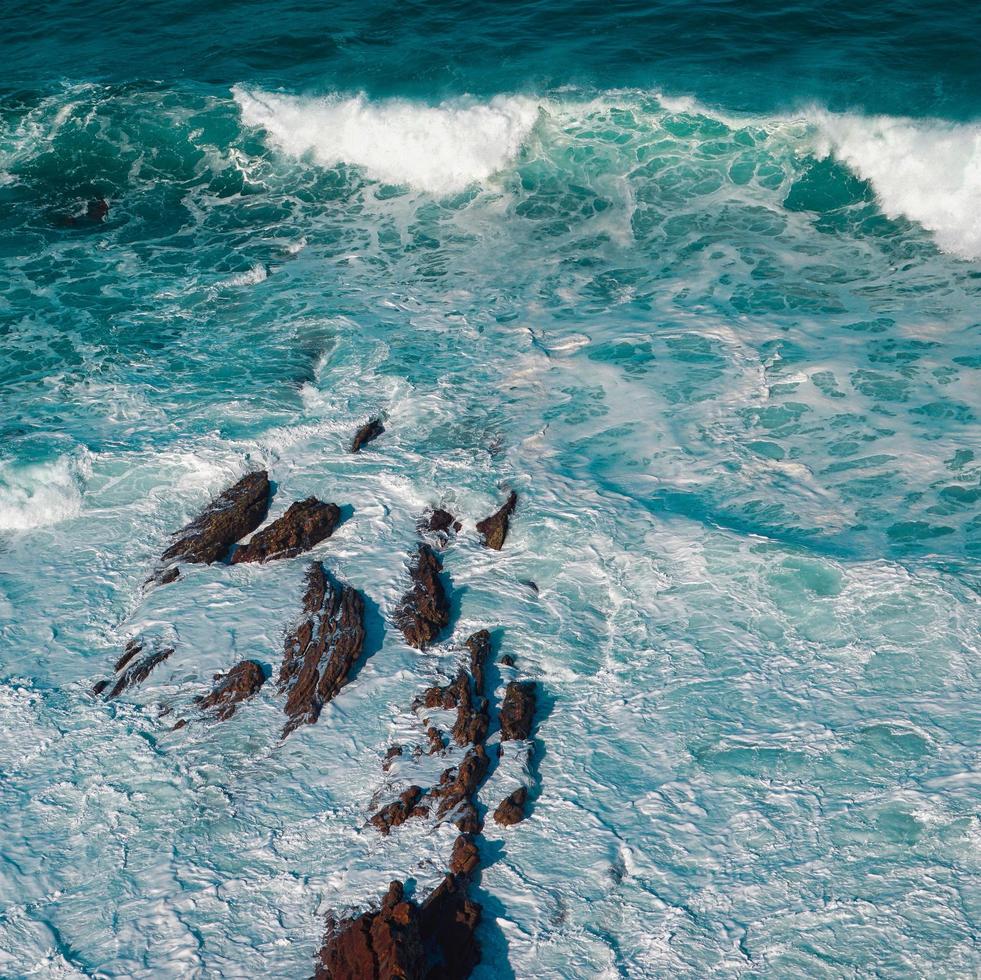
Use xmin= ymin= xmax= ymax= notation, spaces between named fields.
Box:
xmin=1 ymin=3 xmax=980 ymax=978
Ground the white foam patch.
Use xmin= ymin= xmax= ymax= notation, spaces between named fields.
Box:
xmin=810 ymin=111 xmax=981 ymax=260
xmin=232 ymin=87 xmax=540 ymax=194
xmin=0 ymin=455 xmax=89 ymax=531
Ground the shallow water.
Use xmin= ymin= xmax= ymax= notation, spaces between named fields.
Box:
xmin=1 ymin=3 xmax=980 ymax=977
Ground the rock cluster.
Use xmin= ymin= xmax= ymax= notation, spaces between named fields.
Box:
xmin=196 ymin=660 xmax=266 ymax=721
xmin=92 ymin=639 xmax=174 ymax=699
xmin=351 ymin=418 xmax=385 ymax=453
xmin=231 ymin=497 xmax=340 ymax=563
xmin=394 ymin=545 xmax=450 ymax=649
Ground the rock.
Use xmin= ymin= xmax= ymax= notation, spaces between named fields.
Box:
xmin=369 ymin=786 xmax=428 ymax=835
xmin=499 ymin=654 xmax=515 ymax=668
xmin=499 ymin=680 xmax=536 ymax=742
xmin=196 ymin=660 xmax=265 ymax=721
xmin=383 ymin=744 xmax=404 ymax=771
xmin=521 ymin=579 xmax=539 ymax=595
xmin=157 ymin=566 xmax=181 ymax=585
xmin=426 ymin=727 xmax=445 ymax=755
xmin=97 ymin=642 xmax=174 ymax=699
xmin=493 ymin=786 xmax=528 ymax=827
xmin=351 ymin=418 xmax=385 ymax=453
xmin=230 ymin=497 xmax=340 ymax=563
xmin=279 ymin=562 xmax=366 ymax=737
xmin=449 ymin=834 xmax=479 ymax=877
xmin=161 ymin=470 xmax=270 ymax=566
xmin=415 ymin=670 xmax=468 ymax=712
xmin=475 ymin=491 xmax=517 ymax=551
xmin=464 ymin=630 xmax=490 ymax=698
xmin=449 ymin=683 xmax=488 ymax=749
xmin=418 ymin=872 xmax=482 ymax=979
xmin=426 ymin=509 xmax=462 ymax=534
xmin=394 ymin=545 xmax=450 ymax=649
xmin=433 ymin=744 xmax=489 ymax=833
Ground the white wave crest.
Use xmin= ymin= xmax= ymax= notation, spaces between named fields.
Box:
xmin=0 ymin=455 xmax=90 ymax=531
xmin=233 ymin=87 xmax=539 ymax=194
xmin=811 ymin=111 xmax=981 ymax=260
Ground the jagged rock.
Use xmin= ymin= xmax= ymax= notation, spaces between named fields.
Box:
xmin=426 ymin=509 xmax=461 ymax=534
xmin=433 ymin=744 xmax=489 ymax=833
xmin=95 ymin=641 xmax=174 ymax=699
xmin=418 ymin=872 xmax=482 ymax=979
xmin=415 ymin=670 xmax=467 ymax=712
xmin=383 ymin=744 xmax=404 ymax=771
xmin=449 ymin=683 xmax=488 ymax=748
xmin=426 ymin=727 xmax=445 ymax=755
xmin=231 ymin=497 xmax=340 ymax=564
xmin=394 ymin=545 xmax=450 ymax=649
xmin=370 ymin=786 xmax=428 ymax=835
xmin=161 ymin=470 xmax=270 ymax=566
xmin=196 ymin=660 xmax=266 ymax=721
xmin=499 ymin=681 xmax=536 ymax=742
xmin=157 ymin=566 xmax=181 ymax=585
xmin=493 ymin=786 xmax=528 ymax=827
xmin=279 ymin=562 xmax=366 ymax=737
xmin=449 ymin=834 xmax=479 ymax=877
xmin=351 ymin=418 xmax=385 ymax=453
xmin=499 ymin=654 xmax=515 ymax=668
xmin=464 ymin=630 xmax=490 ymax=698
xmin=475 ymin=491 xmax=517 ymax=551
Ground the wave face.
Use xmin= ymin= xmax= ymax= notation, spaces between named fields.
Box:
xmin=0 ymin=72 xmax=980 ymax=980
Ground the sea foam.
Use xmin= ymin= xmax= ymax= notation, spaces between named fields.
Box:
xmin=233 ymin=88 xmax=539 ymax=194
xmin=0 ymin=455 xmax=89 ymax=531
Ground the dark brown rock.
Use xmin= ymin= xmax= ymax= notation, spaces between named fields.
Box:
xmin=493 ymin=786 xmax=528 ymax=827
xmin=419 ymin=872 xmax=482 ymax=979
xmin=394 ymin=545 xmax=450 ymax=649
xmin=499 ymin=681 xmax=536 ymax=742
xmin=197 ymin=660 xmax=266 ymax=721
xmin=464 ymin=630 xmax=490 ymax=698
xmin=433 ymin=744 xmax=489 ymax=832
xmin=102 ymin=645 xmax=174 ymax=699
xmin=475 ymin=491 xmax=517 ymax=551
xmin=426 ymin=727 xmax=445 ymax=755
xmin=499 ymin=654 xmax=515 ymax=668
xmin=383 ymin=744 xmax=404 ymax=771
xmin=427 ymin=509 xmax=461 ymax=534
xmin=449 ymin=683 xmax=488 ymax=749
xmin=279 ymin=562 xmax=366 ymax=737
xmin=448 ymin=834 xmax=479 ymax=878
xmin=370 ymin=786 xmax=428 ymax=835
xmin=161 ymin=470 xmax=270 ymax=566
xmin=351 ymin=418 xmax=385 ymax=453
xmin=231 ymin=497 xmax=340 ymax=564
xmin=114 ymin=639 xmax=143 ymax=674
xmin=415 ymin=670 xmax=468 ymax=712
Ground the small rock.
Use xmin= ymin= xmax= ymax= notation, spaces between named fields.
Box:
xmin=499 ymin=654 xmax=515 ymax=667
xmin=476 ymin=490 xmax=517 ymax=551
xmin=196 ymin=660 xmax=266 ymax=721
xmin=465 ymin=629 xmax=490 ymax=698
xmin=369 ymin=786 xmax=428 ymax=835
xmin=493 ymin=786 xmax=528 ymax=826
xmin=499 ymin=680 xmax=536 ymax=743
xmin=231 ymin=497 xmax=340 ymax=563
xmin=351 ymin=418 xmax=384 ymax=453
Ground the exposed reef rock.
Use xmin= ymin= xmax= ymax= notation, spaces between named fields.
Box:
xmin=231 ymin=497 xmax=340 ymax=564
xmin=351 ymin=418 xmax=385 ymax=453
xmin=475 ymin=491 xmax=517 ymax=551
xmin=415 ymin=670 xmax=468 ymax=712
xmin=279 ymin=562 xmax=366 ymax=737
xmin=433 ymin=744 xmax=489 ymax=834
xmin=464 ymin=630 xmax=490 ymax=698
xmin=499 ymin=681 xmax=536 ymax=743
xmin=196 ymin=660 xmax=266 ymax=721
xmin=493 ymin=786 xmax=528 ymax=827
xmin=449 ymin=680 xmax=488 ymax=749
xmin=369 ymin=786 xmax=428 ymax=835
xmin=426 ymin=509 xmax=461 ymax=534
xmin=160 ymin=470 xmax=270 ymax=567
xmin=93 ymin=640 xmax=174 ymax=699
xmin=394 ymin=545 xmax=450 ymax=649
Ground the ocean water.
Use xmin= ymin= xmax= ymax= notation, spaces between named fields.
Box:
xmin=2 ymin=2 xmax=981 ymax=977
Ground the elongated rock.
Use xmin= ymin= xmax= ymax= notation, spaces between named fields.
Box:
xmin=351 ymin=417 xmax=384 ymax=452
xmin=93 ymin=641 xmax=174 ymax=699
xmin=394 ymin=545 xmax=450 ymax=649
xmin=464 ymin=630 xmax=490 ymax=698
xmin=279 ymin=562 xmax=365 ymax=737
xmin=499 ymin=680 xmax=536 ymax=742
xmin=161 ymin=470 xmax=270 ymax=565
xmin=196 ymin=660 xmax=266 ymax=721
xmin=231 ymin=497 xmax=340 ymax=564
xmin=475 ymin=491 xmax=517 ymax=551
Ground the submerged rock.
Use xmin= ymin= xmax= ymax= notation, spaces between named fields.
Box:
xmin=475 ymin=491 xmax=517 ymax=551
xmin=161 ymin=470 xmax=270 ymax=566
xmin=394 ymin=545 xmax=450 ymax=649
xmin=351 ymin=417 xmax=385 ymax=453
xmin=493 ymin=786 xmax=528 ymax=827
xmin=231 ymin=497 xmax=340 ymax=564
xmin=196 ymin=660 xmax=266 ymax=721
xmin=499 ymin=680 xmax=536 ymax=743
xmin=94 ymin=640 xmax=174 ymax=699
xmin=279 ymin=562 xmax=366 ymax=737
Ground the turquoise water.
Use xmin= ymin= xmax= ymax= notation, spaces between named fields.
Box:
xmin=2 ymin=3 xmax=980 ymax=977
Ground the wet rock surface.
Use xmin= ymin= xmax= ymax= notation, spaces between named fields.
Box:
xmin=394 ymin=545 xmax=450 ymax=649
xmin=369 ymin=786 xmax=428 ymax=835
xmin=499 ymin=680 xmax=536 ymax=743
xmin=433 ymin=744 xmax=489 ymax=834
xmin=161 ymin=470 xmax=270 ymax=566
xmin=464 ymin=630 xmax=490 ymax=698
xmin=196 ymin=660 xmax=266 ymax=721
xmin=475 ymin=491 xmax=517 ymax=551
xmin=351 ymin=417 xmax=385 ymax=453
xmin=279 ymin=562 xmax=366 ymax=737
xmin=94 ymin=640 xmax=174 ymax=699
xmin=493 ymin=786 xmax=528 ymax=827
xmin=231 ymin=497 xmax=340 ymax=564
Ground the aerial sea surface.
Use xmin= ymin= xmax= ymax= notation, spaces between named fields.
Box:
xmin=1 ymin=1 xmax=980 ymax=976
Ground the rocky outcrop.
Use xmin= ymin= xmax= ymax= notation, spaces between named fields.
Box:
xmin=370 ymin=786 xmax=428 ymax=835
xmin=425 ymin=509 xmax=461 ymax=535
xmin=93 ymin=640 xmax=174 ymax=699
xmin=394 ymin=545 xmax=450 ymax=649
xmin=279 ymin=562 xmax=366 ymax=737
xmin=499 ymin=681 xmax=536 ymax=743
xmin=161 ymin=470 xmax=270 ymax=566
xmin=231 ymin=497 xmax=340 ymax=564
xmin=415 ymin=670 xmax=468 ymax=711
xmin=351 ymin=418 xmax=385 ymax=453
xmin=493 ymin=786 xmax=528 ymax=827
xmin=464 ymin=630 xmax=490 ymax=698
xmin=432 ymin=744 xmax=489 ymax=834
xmin=475 ymin=491 xmax=517 ymax=551
xmin=196 ymin=660 xmax=266 ymax=721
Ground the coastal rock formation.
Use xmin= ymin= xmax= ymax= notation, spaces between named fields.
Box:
xmin=351 ymin=418 xmax=385 ymax=453
xmin=161 ymin=470 xmax=270 ymax=566
xmin=475 ymin=491 xmax=517 ymax=551
xmin=93 ymin=640 xmax=174 ymax=699
xmin=196 ymin=660 xmax=266 ymax=721
xmin=449 ymin=680 xmax=488 ymax=749
xmin=415 ymin=670 xmax=468 ymax=711
xmin=394 ymin=545 xmax=450 ymax=649
xmin=493 ymin=786 xmax=528 ymax=826
xmin=279 ymin=562 xmax=366 ymax=737
xmin=433 ymin=744 xmax=489 ymax=834
xmin=426 ymin=509 xmax=461 ymax=535
xmin=370 ymin=786 xmax=428 ymax=835
xmin=231 ymin=497 xmax=340 ymax=563
xmin=499 ymin=681 xmax=536 ymax=743
xmin=464 ymin=630 xmax=490 ymax=698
